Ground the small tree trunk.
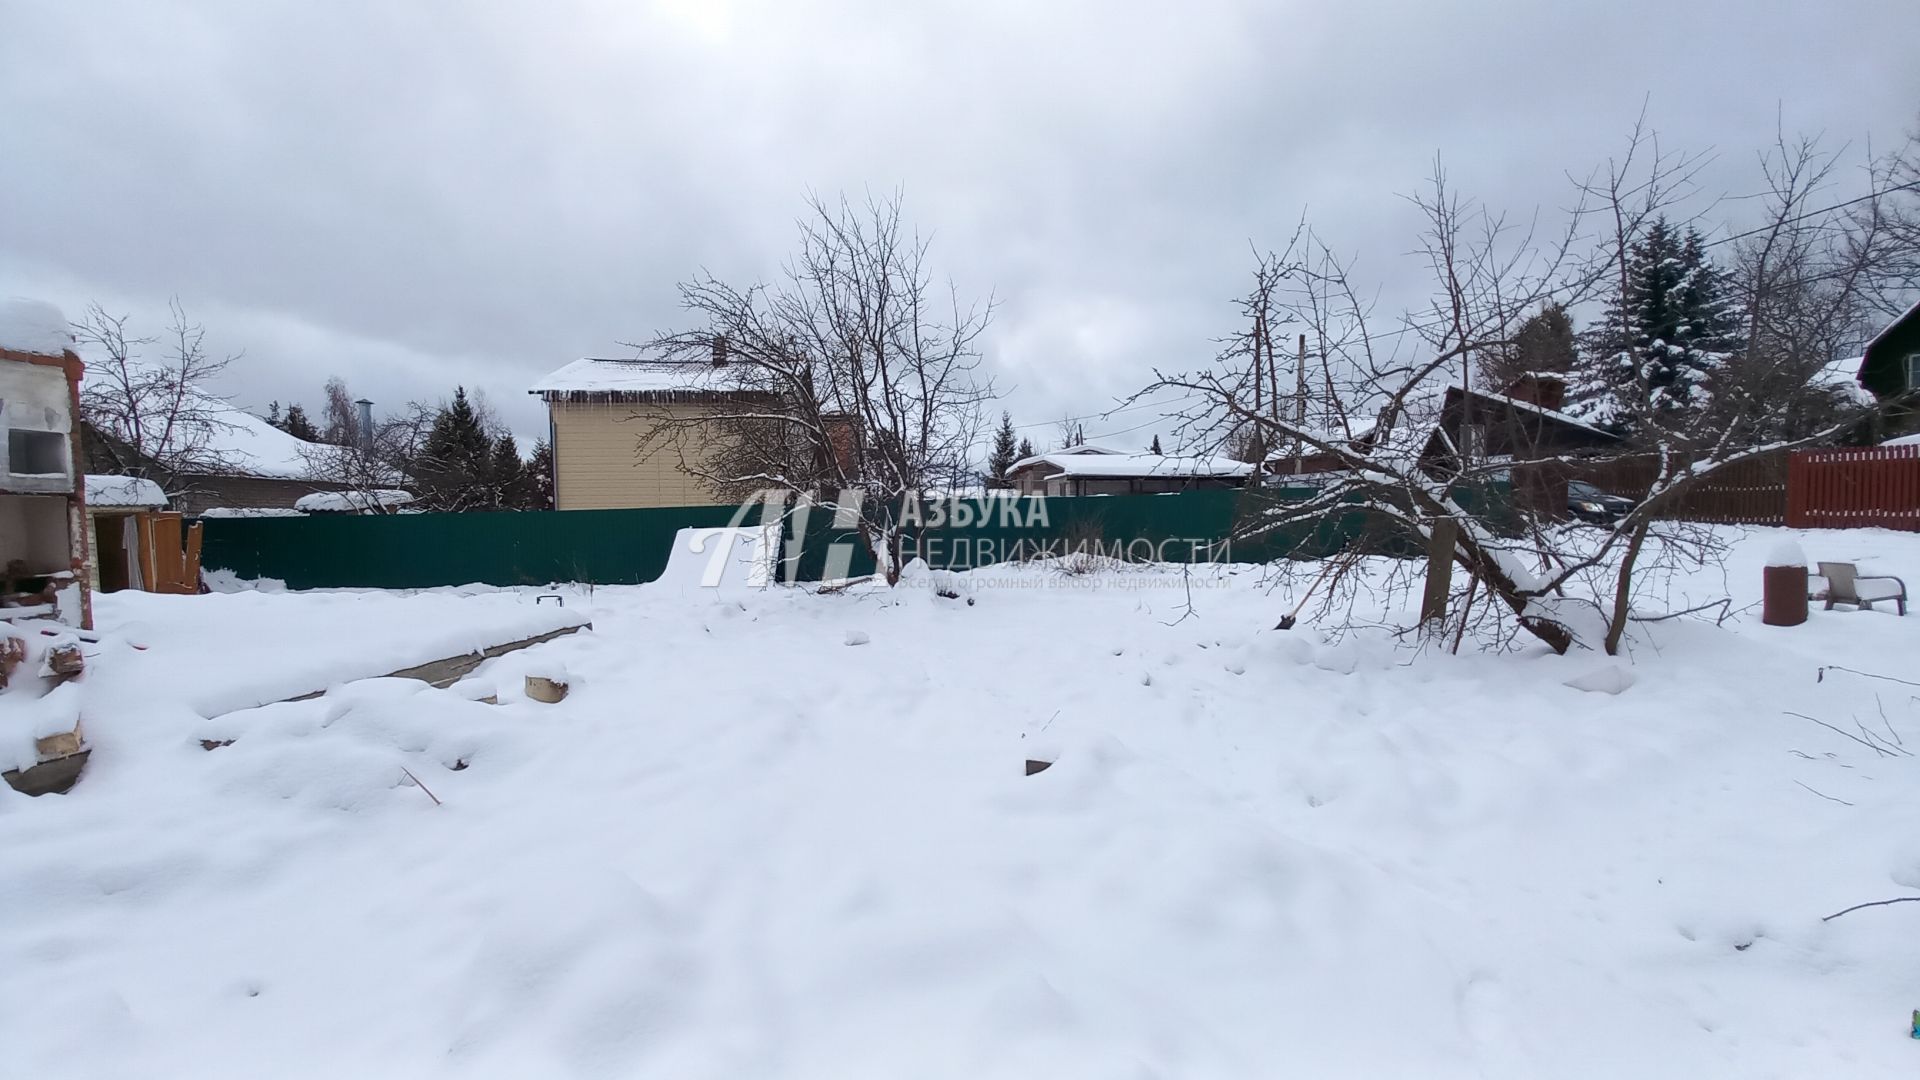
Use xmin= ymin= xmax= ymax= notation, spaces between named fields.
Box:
xmin=1421 ymin=519 xmax=1457 ymax=625
xmin=1603 ymin=521 xmax=1649 ymax=655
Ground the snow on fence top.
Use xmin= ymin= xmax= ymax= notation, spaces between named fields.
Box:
xmin=293 ymin=488 xmax=414 ymax=514
xmin=529 ymin=357 xmax=760 ymax=402
xmin=84 ymin=474 xmax=167 ymax=508
xmin=0 ymin=298 xmax=72 ymax=356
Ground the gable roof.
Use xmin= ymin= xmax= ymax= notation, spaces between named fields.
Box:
xmin=80 ymin=389 xmax=335 ymax=480
xmin=529 ymin=357 xmax=757 ymax=402
xmin=1865 ymin=296 xmax=1920 ymax=352
xmin=1009 ymin=442 xmax=1127 ymax=472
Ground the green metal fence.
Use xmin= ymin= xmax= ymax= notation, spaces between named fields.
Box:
xmin=199 ymin=486 xmax=1433 ymax=591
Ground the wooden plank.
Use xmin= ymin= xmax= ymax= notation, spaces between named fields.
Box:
xmin=277 ymin=622 xmax=591 ymax=705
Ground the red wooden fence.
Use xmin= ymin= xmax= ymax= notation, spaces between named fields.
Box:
xmin=1579 ymin=452 xmax=1791 ymax=525
xmin=1787 ymin=445 xmax=1920 ymax=531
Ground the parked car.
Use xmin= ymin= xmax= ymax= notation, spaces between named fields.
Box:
xmin=1567 ymin=480 xmax=1635 ymax=524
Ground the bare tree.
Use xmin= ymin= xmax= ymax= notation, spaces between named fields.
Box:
xmin=1054 ymin=416 xmax=1088 ymax=450
xmin=295 ymin=401 xmax=425 ymax=512
xmin=74 ymin=300 xmax=243 ymax=499
xmin=1144 ymin=123 xmax=1910 ymax=657
xmin=322 ymin=376 xmax=358 ymax=446
xmin=638 ymin=192 xmax=996 ymax=584
xmin=1565 ymin=130 xmax=1920 ymax=652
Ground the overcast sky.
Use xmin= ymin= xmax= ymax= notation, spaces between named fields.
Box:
xmin=4 ymin=0 xmax=1916 ymax=453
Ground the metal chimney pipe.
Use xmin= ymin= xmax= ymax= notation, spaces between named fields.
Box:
xmin=354 ymin=398 xmax=374 ymax=449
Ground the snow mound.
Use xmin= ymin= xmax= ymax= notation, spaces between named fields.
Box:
xmin=652 ymin=525 xmax=779 ymax=595
xmin=1765 ymin=539 xmax=1807 ymax=568
xmin=1563 ymin=665 xmax=1636 ymax=695
xmin=0 ymin=297 xmax=70 ymax=355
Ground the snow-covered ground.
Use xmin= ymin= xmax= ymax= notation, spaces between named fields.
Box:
xmin=5 ymin=527 xmax=1920 ymax=1077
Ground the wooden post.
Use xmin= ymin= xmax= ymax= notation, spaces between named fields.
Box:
xmin=1294 ymin=333 xmax=1308 ymax=473
xmin=1422 ymin=519 xmax=1458 ymax=624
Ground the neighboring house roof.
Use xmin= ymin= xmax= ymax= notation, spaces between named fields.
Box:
xmin=529 ymin=358 xmax=759 ymax=402
xmin=293 ymin=488 xmax=414 ymax=514
xmin=78 ymin=379 xmax=334 ymax=480
xmin=1861 ymin=298 xmax=1920 ymax=398
xmin=1813 ymin=356 xmax=1874 ymax=406
xmin=193 ymin=401 xmax=328 ymax=478
xmin=1463 ymin=387 xmax=1615 ymax=439
xmin=1865 ymin=296 xmax=1920 ymax=352
xmin=198 ymin=507 xmax=307 ymax=518
xmin=1013 ymin=452 xmax=1254 ymax=480
xmin=1009 ymin=442 xmax=1128 ymax=472
xmin=84 ymin=474 xmax=167 ymax=508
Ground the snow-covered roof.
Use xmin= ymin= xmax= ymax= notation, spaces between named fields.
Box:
xmin=293 ymin=489 xmax=414 ymax=514
xmin=1882 ymin=432 xmax=1920 ymax=447
xmin=1465 ymin=387 xmax=1615 ymax=438
xmin=199 ymin=401 xmax=331 ymax=478
xmin=77 ymin=357 xmax=334 ymax=480
xmin=1813 ymin=356 xmax=1874 ymax=405
xmin=529 ymin=358 xmax=746 ymax=400
xmin=84 ymin=474 xmax=167 ymax=508
xmin=198 ymin=506 xmax=307 ymax=518
xmin=1017 ymin=452 xmax=1254 ymax=479
xmin=1009 ymin=442 xmax=1127 ymax=472
xmin=0 ymin=298 xmax=72 ymax=357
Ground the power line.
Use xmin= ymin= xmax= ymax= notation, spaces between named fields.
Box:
xmin=1008 ymin=178 xmax=1918 ymax=436
xmin=1701 ymin=180 xmax=1920 ymax=249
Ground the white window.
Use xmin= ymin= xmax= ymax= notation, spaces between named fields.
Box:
xmin=1906 ymin=352 xmax=1920 ymax=390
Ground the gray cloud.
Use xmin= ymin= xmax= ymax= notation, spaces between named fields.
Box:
xmin=4 ymin=0 xmax=1916 ymax=451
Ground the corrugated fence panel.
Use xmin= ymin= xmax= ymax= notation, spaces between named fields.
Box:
xmin=200 ymin=485 xmax=1516 ymax=591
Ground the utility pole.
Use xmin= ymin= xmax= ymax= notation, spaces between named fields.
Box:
xmin=1293 ymin=333 xmax=1308 ymax=474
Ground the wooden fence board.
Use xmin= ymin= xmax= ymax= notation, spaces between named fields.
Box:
xmin=1786 ymin=445 xmax=1920 ymax=531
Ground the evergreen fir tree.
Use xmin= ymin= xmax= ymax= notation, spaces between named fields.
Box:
xmin=528 ymin=439 xmax=555 ymax=510
xmin=1571 ymin=218 xmax=1744 ymax=434
xmin=1016 ymin=436 xmax=1035 ymax=461
xmin=1149 ymin=434 xmax=1164 ymax=454
xmin=1481 ymin=303 xmax=1576 ymax=389
xmin=419 ymin=387 xmax=493 ymax=509
xmin=266 ymin=401 xmax=283 ymax=429
xmin=488 ymin=434 xmax=531 ymax=509
xmin=281 ymin=403 xmax=320 ymax=442
xmin=986 ymin=412 xmax=1020 ymax=487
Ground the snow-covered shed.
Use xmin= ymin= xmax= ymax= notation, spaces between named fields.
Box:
xmin=81 ymin=474 xmax=199 ymax=594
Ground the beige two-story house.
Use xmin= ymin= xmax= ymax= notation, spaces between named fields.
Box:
xmin=530 ymin=355 xmax=762 ymax=510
